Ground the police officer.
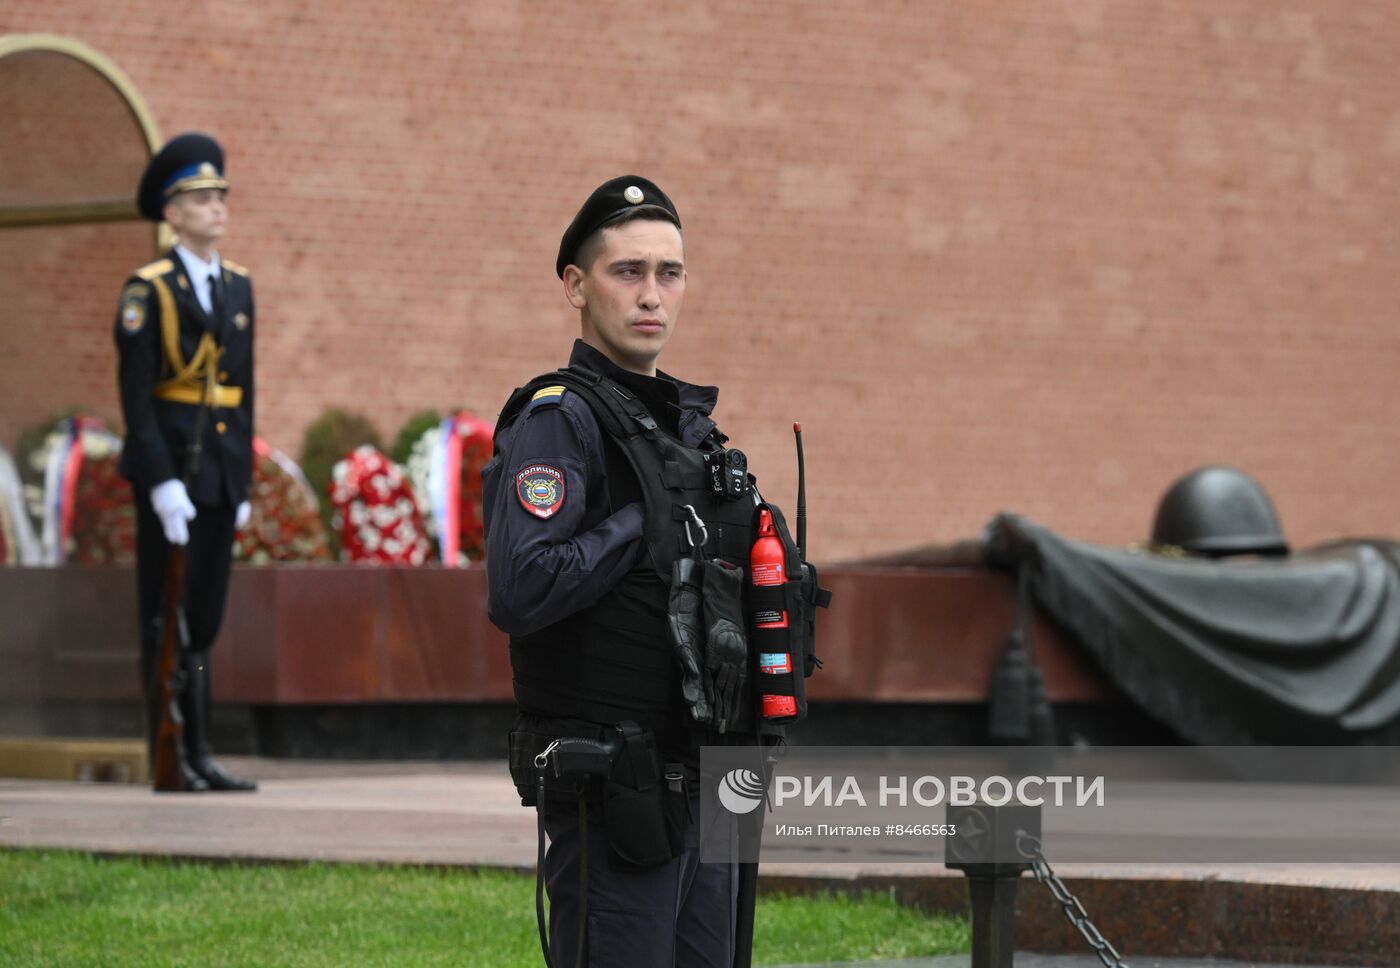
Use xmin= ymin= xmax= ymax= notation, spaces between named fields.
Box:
xmin=484 ymin=176 xmax=753 ymax=967
xmin=114 ymin=132 xmax=256 ymax=792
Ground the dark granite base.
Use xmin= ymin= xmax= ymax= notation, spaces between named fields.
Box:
xmin=0 ymin=700 xmax=145 ymax=740
xmin=781 ymin=957 xmax=1360 ymax=967
xmin=0 ymin=699 xmax=257 ymax=760
xmin=251 ymin=702 xmax=519 ymax=760
xmin=786 ymin=701 xmax=1183 ymax=748
xmin=762 ymin=874 xmax=1400 ymax=967
xmin=251 ymin=699 xmax=1182 ymax=760
xmin=4 ymin=698 xmax=1185 ymax=760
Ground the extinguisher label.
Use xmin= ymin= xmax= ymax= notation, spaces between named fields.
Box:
xmin=759 ymin=652 xmax=792 ymax=674
xmin=762 ymin=694 xmax=797 ymax=718
xmin=751 ymin=563 xmax=784 ymax=584
xmin=753 ymin=609 xmax=786 ymax=627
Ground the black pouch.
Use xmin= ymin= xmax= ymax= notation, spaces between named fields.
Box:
xmin=747 ymin=578 xmax=803 ymax=721
xmin=796 ymin=560 xmax=831 ymax=677
xmin=602 ymin=724 xmax=687 ymax=869
xmin=507 ymin=717 xmax=612 ymax=805
xmin=701 ymin=558 xmax=749 ymax=734
xmin=749 ymin=504 xmax=832 ymax=724
xmin=662 ymin=762 xmax=691 ymax=847
xmin=507 ymin=729 xmax=535 ymax=798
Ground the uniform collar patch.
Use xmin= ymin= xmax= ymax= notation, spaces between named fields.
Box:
xmin=516 ymin=463 xmax=566 ymax=519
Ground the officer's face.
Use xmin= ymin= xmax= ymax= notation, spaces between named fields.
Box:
xmin=164 ymin=189 xmax=227 ymax=246
xmin=566 ymin=219 xmax=686 ymax=377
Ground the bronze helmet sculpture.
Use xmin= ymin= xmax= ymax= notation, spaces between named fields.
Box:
xmin=1151 ymin=465 xmax=1289 ymax=557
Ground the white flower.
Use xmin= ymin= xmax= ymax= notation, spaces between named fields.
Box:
xmin=406 ymin=430 xmax=441 ymax=499
xmin=29 ymin=432 xmax=65 ymax=473
xmin=80 ymin=430 xmax=119 ymax=459
xmin=23 ymin=483 xmax=44 ymax=519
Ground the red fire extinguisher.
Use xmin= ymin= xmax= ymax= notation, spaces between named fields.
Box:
xmin=752 ymin=508 xmax=796 ymax=719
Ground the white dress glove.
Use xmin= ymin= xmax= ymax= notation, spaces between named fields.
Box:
xmin=150 ymin=479 xmax=197 ymax=546
xmin=235 ymin=501 xmax=252 ymax=530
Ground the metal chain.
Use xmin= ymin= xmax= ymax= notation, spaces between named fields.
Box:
xmin=1017 ymin=832 xmax=1130 ymax=968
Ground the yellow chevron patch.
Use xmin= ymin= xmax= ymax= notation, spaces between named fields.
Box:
xmin=135 ymin=258 xmax=173 ymax=281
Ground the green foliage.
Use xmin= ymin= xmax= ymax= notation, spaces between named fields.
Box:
xmin=299 ymin=408 xmax=382 ymax=551
xmin=390 ymin=409 xmax=443 ymax=465
xmin=0 ymin=850 xmax=970 ymax=967
xmin=753 ymin=887 xmax=971 ymax=965
xmin=0 ymin=851 xmax=537 ymax=968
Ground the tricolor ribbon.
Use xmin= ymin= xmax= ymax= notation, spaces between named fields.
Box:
xmin=429 ymin=412 xmax=494 ymax=567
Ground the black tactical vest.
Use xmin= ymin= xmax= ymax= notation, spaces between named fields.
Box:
xmin=499 ymin=366 xmax=766 ymax=747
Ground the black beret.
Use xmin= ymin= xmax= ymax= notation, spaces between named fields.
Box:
xmin=137 ymin=132 xmax=227 ymax=221
xmin=556 ymin=175 xmax=681 ymax=278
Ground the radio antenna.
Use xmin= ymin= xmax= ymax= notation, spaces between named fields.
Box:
xmin=793 ymin=423 xmax=807 ymax=558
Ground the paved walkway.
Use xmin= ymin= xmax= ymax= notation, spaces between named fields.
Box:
xmin=3 ymin=757 xmax=1396 ymax=889
xmin=1 ymin=758 xmax=1394 ymax=967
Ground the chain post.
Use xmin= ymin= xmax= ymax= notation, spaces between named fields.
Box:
xmin=945 ymin=801 xmax=1042 ymax=968
xmin=1019 ymin=832 xmax=1131 ymax=968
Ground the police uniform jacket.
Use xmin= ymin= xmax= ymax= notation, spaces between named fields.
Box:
xmin=114 ymin=251 xmax=255 ymax=507
xmin=483 ymin=339 xmax=720 ymax=636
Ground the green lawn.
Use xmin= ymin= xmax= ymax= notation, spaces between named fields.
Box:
xmin=0 ymin=850 xmax=968 ymax=967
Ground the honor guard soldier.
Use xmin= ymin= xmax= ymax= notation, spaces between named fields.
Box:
xmin=114 ymin=132 xmax=256 ymax=792
xmin=484 ymin=177 xmax=826 ymax=968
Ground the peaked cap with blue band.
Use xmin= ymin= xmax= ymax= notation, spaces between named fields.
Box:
xmin=555 ymin=175 xmax=681 ymax=278
xmin=137 ymin=132 xmax=228 ymax=222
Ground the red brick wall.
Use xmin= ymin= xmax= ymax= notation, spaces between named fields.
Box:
xmin=3 ymin=3 xmax=1399 ymax=560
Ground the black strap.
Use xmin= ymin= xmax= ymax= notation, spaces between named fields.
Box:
xmin=496 ymin=366 xmax=682 ymax=573
xmin=535 ymin=766 xmax=553 ymax=968
xmin=534 ymin=755 xmax=592 ymax=968
xmin=576 ymin=798 xmax=588 ymax=968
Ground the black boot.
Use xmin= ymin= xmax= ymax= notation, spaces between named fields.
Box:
xmin=145 ymin=658 xmax=209 ymax=792
xmin=183 ymin=654 xmax=257 ymax=792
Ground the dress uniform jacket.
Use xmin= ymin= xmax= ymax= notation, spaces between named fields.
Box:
xmin=114 ymin=251 xmax=254 ymax=507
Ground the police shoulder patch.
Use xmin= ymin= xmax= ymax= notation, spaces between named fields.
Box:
xmin=525 ymin=384 xmax=568 ymax=413
xmin=119 ymin=283 xmax=148 ymax=333
xmin=516 ymin=463 xmax=566 ymax=519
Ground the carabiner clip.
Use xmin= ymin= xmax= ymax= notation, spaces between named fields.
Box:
xmin=682 ymin=504 xmax=709 ymax=552
xmin=534 ymin=739 xmax=560 ymax=771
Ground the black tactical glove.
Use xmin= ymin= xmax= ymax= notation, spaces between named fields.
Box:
xmin=667 ymin=556 xmax=711 ymax=724
xmin=702 ymin=559 xmax=749 ymax=733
